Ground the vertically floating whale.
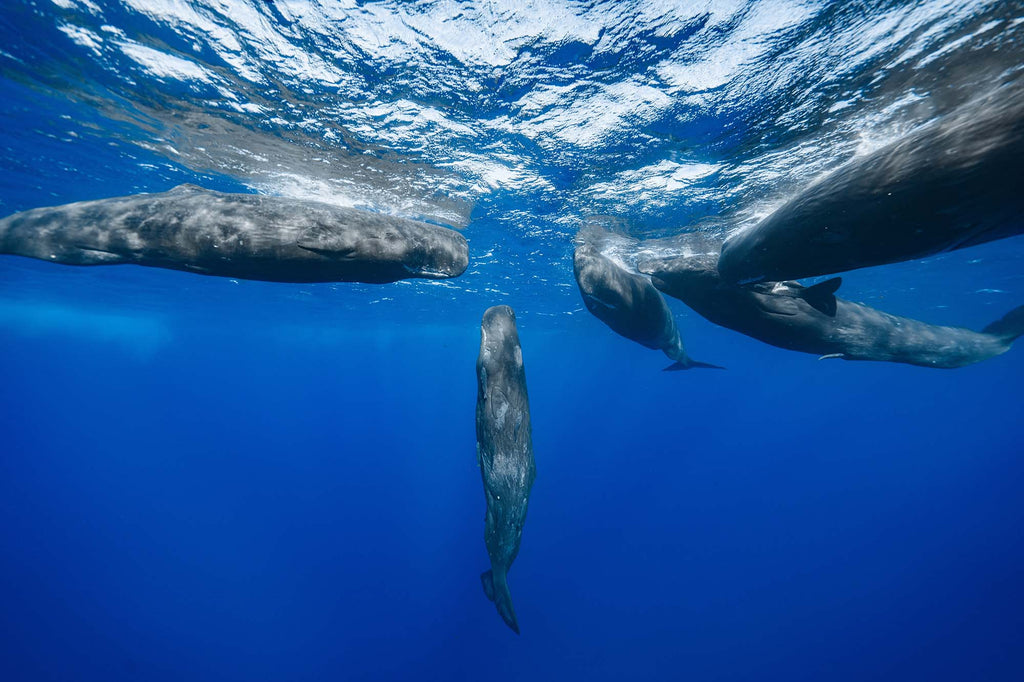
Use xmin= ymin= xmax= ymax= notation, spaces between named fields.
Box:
xmin=573 ymin=242 xmax=721 ymax=370
xmin=0 ymin=184 xmax=469 ymax=283
xmin=718 ymin=81 xmax=1024 ymax=284
xmin=475 ymin=305 xmax=536 ymax=634
xmin=641 ymin=253 xmax=1024 ymax=369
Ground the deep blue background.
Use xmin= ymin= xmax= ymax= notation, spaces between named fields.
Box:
xmin=1 ymin=268 xmax=1022 ymax=681
xmin=2 ymin=0 xmax=1024 ymax=679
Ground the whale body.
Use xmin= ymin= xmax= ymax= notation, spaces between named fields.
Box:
xmin=718 ymin=81 xmax=1024 ymax=284
xmin=0 ymin=184 xmax=469 ymax=283
xmin=641 ymin=253 xmax=1024 ymax=369
xmin=475 ymin=305 xmax=536 ymax=634
xmin=573 ymin=242 xmax=720 ymax=370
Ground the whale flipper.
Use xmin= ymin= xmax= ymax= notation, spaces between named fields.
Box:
xmin=982 ymin=305 xmax=1024 ymax=341
xmin=798 ymin=277 xmax=842 ymax=316
xmin=755 ymin=296 xmax=800 ymax=316
xmin=72 ymin=246 xmax=125 ymax=264
xmin=481 ymin=569 xmax=520 ymax=635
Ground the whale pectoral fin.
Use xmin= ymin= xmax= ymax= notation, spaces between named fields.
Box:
xmin=72 ymin=245 xmax=124 ymax=264
xmin=799 ymin=277 xmax=842 ymax=317
xmin=754 ymin=296 xmax=799 ymax=317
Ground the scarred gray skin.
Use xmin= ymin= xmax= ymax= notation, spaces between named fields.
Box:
xmin=640 ymin=253 xmax=1024 ymax=369
xmin=573 ymin=242 xmax=719 ymax=370
xmin=475 ymin=305 xmax=536 ymax=635
xmin=719 ymin=80 xmax=1024 ymax=284
xmin=0 ymin=184 xmax=469 ymax=283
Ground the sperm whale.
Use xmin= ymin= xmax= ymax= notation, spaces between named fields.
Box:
xmin=641 ymin=253 xmax=1024 ymax=369
xmin=475 ymin=305 xmax=536 ymax=634
xmin=574 ymin=242 xmax=721 ymax=370
xmin=0 ymin=184 xmax=469 ymax=283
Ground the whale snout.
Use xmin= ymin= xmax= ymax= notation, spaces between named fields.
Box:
xmin=398 ymin=229 xmax=469 ymax=279
xmin=636 ymin=257 xmax=671 ymax=277
xmin=481 ymin=304 xmax=516 ymax=331
xmin=480 ymin=306 xmax=518 ymax=345
xmin=635 ymin=261 xmax=656 ymax=276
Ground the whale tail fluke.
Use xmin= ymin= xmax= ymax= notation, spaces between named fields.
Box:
xmin=663 ymin=359 xmax=726 ymax=371
xmin=982 ymin=305 xmax=1024 ymax=342
xmin=481 ymin=569 xmax=520 ymax=634
xmin=798 ymin=277 xmax=842 ymax=316
xmin=663 ymin=339 xmax=725 ymax=371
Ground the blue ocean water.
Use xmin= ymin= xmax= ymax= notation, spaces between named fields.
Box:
xmin=1 ymin=1 xmax=1023 ymax=680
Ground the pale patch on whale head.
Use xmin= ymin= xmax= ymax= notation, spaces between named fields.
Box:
xmin=495 ymin=400 xmax=509 ymax=427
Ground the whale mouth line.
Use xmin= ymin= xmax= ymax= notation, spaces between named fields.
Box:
xmin=583 ymin=293 xmax=618 ymax=311
xmin=402 ymin=263 xmax=452 ymax=278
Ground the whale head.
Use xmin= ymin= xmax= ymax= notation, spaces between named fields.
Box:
xmin=480 ymin=305 xmax=520 ymax=353
xmin=478 ymin=305 xmax=524 ymax=376
xmin=637 ymin=253 xmax=721 ymax=294
xmin=399 ymin=229 xmax=469 ymax=279
xmin=572 ymin=243 xmax=639 ymax=315
xmin=297 ymin=212 xmax=469 ymax=280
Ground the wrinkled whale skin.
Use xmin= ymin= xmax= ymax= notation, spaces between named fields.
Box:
xmin=0 ymin=184 xmax=469 ymax=283
xmin=475 ymin=305 xmax=535 ymax=634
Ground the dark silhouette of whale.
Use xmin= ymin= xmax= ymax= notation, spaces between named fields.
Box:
xmin=640 ymin=253 xmax=1024 ymax=369
xmin=718 ymin=80 xmax=1024 ymax=284
xmin=0 ymin=184 xmax=469 ymax=283
xmin=573 ymin=242 xmax=721 ymax=370
xmin=475 ymin=305 xmax=536 ymax=634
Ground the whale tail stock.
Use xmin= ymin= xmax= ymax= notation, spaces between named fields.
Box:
xmin=663 ymin=359 xmax=726 ymax=371
xmin=481 ymin=569 xmax=520 ymax=634
xmin=662 ymin=338 xmax=725 ymax=371
xmin=982 ymin=305 xmax=1024 ymax=342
